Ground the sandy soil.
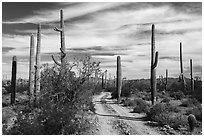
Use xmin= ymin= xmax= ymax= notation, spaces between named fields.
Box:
xmin=92 ymin=92 xmax=161 ymax=135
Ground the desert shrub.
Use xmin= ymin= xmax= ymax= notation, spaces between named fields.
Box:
xmin=111 ymin=89 xmax=117 ymax=99
xmin=169 ymin=90 xmax=185 ymax=100
xmin=186 ymin=105 xmax=202 ymax=122
xmin=180 ymin=98 xmax=200 ymax=107
xmin=147 ymin=103 xmax=180 ymax=125
xmin=6 ymin=58 xmax=101 ymax=135
xmin=160 ymin=97 xmax=170 ymax=103
xmin=123 ymin=99 xmax=136 ymax=107
xmin=132 ymin=99 xmax=150 ymax=113
xmin=131 ymin=91 xmax=150 ymax=101
xmin=147 ymin=102 xmax=185 ymax=129
xmin=16 ymin=82 xmax=29 ymax=94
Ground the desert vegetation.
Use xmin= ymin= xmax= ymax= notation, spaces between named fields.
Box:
xmin=2 ymin=9 xmax=202 ymax=135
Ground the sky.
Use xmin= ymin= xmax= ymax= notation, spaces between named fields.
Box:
xmin=2 ymin=2 xmax=202 ymax=80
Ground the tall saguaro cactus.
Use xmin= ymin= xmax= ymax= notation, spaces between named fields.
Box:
xmin=52 ymin=9 xmax=66 ymax=67
xmin=34 ymin=24 xmax=41 ymax=98
xmin=116 ymin=56 xmax=122 ymax=102
xmin=29 ymin=34 xmax=35 ymax=104
xmin=190 ymin=59 xmax=194 ymax=92
xmin=11 ymin=56 xmax=17 ymax=105
xmin=150 ymin=24 xmax=159 ymax=105
xmin=179 ymin=42 xmax=186 ymax=91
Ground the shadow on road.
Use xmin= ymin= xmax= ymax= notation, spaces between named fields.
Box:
xmin=94 ymin=100 xmax=118 ymax=104
xmin=94 ymin=112 xmax=147 ymax=121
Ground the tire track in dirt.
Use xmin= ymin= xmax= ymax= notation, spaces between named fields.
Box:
xmin=93 ymin=92 xmax=161 ymax=135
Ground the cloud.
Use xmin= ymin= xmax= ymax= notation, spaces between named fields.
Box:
xmin=159 ymin=56 xmax=179 ymax=61
xmin=2 ymin=2 xmax=202 ymax=79
xmin=2 ymin=47 xmax=15 ymax=54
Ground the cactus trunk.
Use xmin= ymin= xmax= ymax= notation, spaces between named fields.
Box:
xmin=150 ymin=24 xmax=158 ymax=105
xmin=11 ymin=56 xmax=17 ymax=105
xmin=29 ymin=34 xmax=35 ymax=104
xmin=102 ymin=73 xmax=104 ymax=89
xmin=190 ymin=59 xmax=194 ymax=92
xmin=60 ymin=9 xmax=66 ymax=67
xmin=179 ymin=42 xmax=187 ymax=92
xmin=52 ymin=9 xmax=66 ymax=67
xmin=34 ymin=24 xmax=41 ymax=100
xmin=165 ymin=69 xmax=168 ymax=92
xmin=116 ymin=56 xmax=122 ymax=102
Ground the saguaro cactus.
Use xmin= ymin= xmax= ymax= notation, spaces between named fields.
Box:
xmin=11 ymin=56 xmax=17 ymax=105
xmin=52 ymin=9 xmax=66 ymax=67
xmin=190 ymin=59 xmax=194 ymax=92
xmin=150 ymin=24 xmax=159 ymax=105
xmin=179 ymin=42 xmax=187 ymax=91
xmin=116 ymin=56 xmax=122 ymax=102
xmin=165 ymin=69 xmax=168 ymax=92
xmin=29 ymin=34 xmax=35 ymax=104
xmin=102 ymin=73 xmax=104 ymax=89
xmin=34 ymin=24 xmax=41 ymax=98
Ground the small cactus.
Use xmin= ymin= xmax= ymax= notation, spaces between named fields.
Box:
xmin=190 ymin=59 xmax=194 ymax=92
xmin=116 ymin=56 xmax=122 ymax=101
xmin=165 ymin=69 xmax=168 ymax=92
xmin=188 ymin=114 xmax=197 ymax=132
xmin=11 ymin=56 xmax=17 ymax=105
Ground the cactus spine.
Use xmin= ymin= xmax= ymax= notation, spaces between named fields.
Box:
xmin=190 ymin=59 xmax=194 ymax=92
xmin=29 ymin=34 xmax=35 ymax=104
xmin=11 ymin=56 xmax=17 ymax=105
xmin=150 ymin=24 xmax=159 ymax=105
xmin=34 ymin=24 xmax=41 ymax=99
xmin=52 ymin=9 xmax=66 ymax=67
xmin=116 ymin=56 xmax=122 ymax=102
xmin=165 ymin=69 xmax=168 ymax=92
xmin=179 ymin=42 xmax=187 ymax=92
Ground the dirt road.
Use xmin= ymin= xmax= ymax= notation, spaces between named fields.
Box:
xmin=92 ymin=92 xmax=161 ymax=135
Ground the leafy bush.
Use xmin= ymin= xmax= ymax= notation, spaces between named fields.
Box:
xmin=6 ymin=58 xmax=102 ymax=135
xmin=169 ymin=90 xmax=185 ymax=100
xmin=180 ymin=98 xmax=200 ymax=107
xmin=147 ymin=102 xmax=181 ymax=128
xmin=160 ymin=97 xmax=170 ymax=103
xmin=132 ymin=99 xmax=150 ymax=113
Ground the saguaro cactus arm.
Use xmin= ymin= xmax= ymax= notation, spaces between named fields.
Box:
xmin=60 ymin=48 xmax=66 ymax=58
xmin=53 ymin=26 xmax=62 ymax=32
xmin=153 ymin=51 xmax=158 ymax=68
xmin=52 ymin=55 xmax=61 ymax=66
